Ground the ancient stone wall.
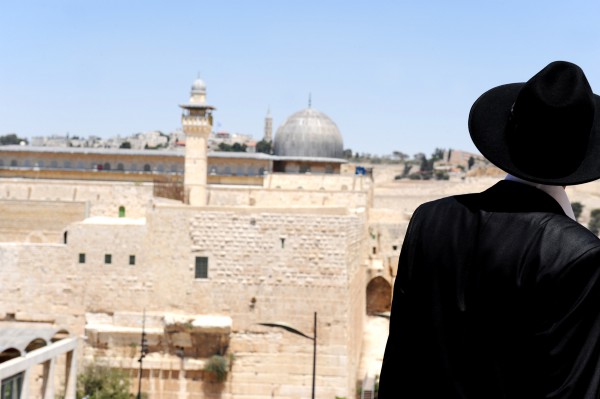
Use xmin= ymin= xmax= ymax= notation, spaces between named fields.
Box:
xmin=0 ymin=178 xmax=153 ymax=218
xmin=0 ymin=200 xmax=88 ymax=243
xmin=0 ymin=203 xmax=367 ymax=398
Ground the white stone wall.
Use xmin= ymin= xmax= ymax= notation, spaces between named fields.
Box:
xmin=0 ymin=243 xmax=85 ymax=333
xmin=0 ymin=203 xmax=367 ymax=398
xmin=0 ymin=178 xmax=153 ymax=218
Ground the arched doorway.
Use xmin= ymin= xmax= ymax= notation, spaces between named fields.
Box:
xmin=366 ymin=276 xmax=392 ymax=315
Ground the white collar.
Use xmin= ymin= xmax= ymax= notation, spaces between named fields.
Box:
xmin=505 ymin=174 xmax=576 ymax=221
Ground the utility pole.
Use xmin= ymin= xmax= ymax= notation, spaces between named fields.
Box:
xmin=137 ymin=310 xmax=148 ymax=399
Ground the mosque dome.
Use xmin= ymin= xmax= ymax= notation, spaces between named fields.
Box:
xmin=273 ymin=108 xmax=344 ymax=158
xmin=191 ymin=78 xmax=206 ymax=94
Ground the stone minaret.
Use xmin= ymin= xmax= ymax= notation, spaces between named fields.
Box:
xmin=180 ymin=78 xmax=215 ymax=206
xmin=264 ymin=107 xmax=273 ymax=142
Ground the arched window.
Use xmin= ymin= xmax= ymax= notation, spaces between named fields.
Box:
xmin=103 ymin=162 xmax=111 ymax=171
xmin=64 ymin=160 xmax=71 ymax=168
xmin=224 ymin=166 xmax=232 ymax=175
xmin=117 ymin=163 xmax=124 ymax=171
xmin=258 ymin=167 xmax=265 ymax=175
xmin=131 ymin=163 xmax=138 ymax=172
xmin=50 ymin=160 xmax=58 ymax=168
xmin=10 ymin=160 xmax=18 ymax=167
xmin=247 ymin=166 xmax=256 ymax=176
xmin=366 ymin=276 xmax=392 ymax=315
xmin=143 ymin=164 xmax=151 ymax=172
xmin=157 ymin=164 xmax=164 ymax=172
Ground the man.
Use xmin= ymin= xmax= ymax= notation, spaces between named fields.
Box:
xmin=379 ymin=61 xmax=600 ymax=398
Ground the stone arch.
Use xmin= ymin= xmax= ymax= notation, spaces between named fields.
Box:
xmin=366 ymin=276 xmax=392 ymax=315
xmin=25 ymin=338 xmax=47 ymax=353
xmin=51 ymin=329 xmax=70 ymax=343
xmin=0 ymin=348 xmax=20 ymax=364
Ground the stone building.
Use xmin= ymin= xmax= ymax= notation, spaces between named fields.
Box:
xmin=0 ymin=78 xmax=377 ymax=399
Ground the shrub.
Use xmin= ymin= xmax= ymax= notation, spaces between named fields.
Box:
xmin=204 ymin=355 xmax=229 ymax=382
xmin=76 ymin=363 xmax=130 ymax=399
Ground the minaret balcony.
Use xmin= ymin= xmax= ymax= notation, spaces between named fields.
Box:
xmin=182 ymin=116 xmax=210 ymax=127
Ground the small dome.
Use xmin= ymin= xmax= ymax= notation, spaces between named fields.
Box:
xmin=274 ymin=108 xmax=343 ymax=158
xmin=191 ymin=78 xmax=206 ymax=93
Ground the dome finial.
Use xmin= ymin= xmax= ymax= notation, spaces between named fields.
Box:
xmin=308 ymin=92 xmax=312 ymax=108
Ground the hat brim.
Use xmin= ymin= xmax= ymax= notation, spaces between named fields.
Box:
xmin=469 ymin=83 xmax=600 ymax=185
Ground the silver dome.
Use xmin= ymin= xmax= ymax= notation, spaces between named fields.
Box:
xmin=191 ymin=78 xmax=206 ymax=93
xmin=273 ymin=108 xmax=343 ymax=158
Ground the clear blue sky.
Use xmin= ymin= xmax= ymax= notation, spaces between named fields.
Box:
xmin=1 ymin=0 xmax=600 ymax=157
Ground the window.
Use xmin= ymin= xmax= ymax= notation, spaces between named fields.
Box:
xmin=143 ymin=164 xmax=151 ymax=172
xmin=119 ymin=206 xmax=125 ymax=218
xmin=79 ymin=253 xmax=86 ymax=264
xmin=195 ymin=257 xmax=208 ymax=279
xmin=105 ymin=254 xmax=112 ymax=264
xmin=117 ymin=163 xmax=124 ymax=171
xmin=1 ymin=372 xmax=23 ymax=399
xmin=129 ymin=255 xmax=136 ymax=265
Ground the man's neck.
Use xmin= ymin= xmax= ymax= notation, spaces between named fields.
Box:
xmin=504 ymin=174 xmax=576 ymax=220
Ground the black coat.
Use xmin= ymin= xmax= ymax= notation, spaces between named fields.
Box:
xmin=379 ymin=180 xmax=600 ymax=398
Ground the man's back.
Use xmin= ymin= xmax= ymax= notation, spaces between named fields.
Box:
xmin=379 ymin=181 xmax=600 ymax=398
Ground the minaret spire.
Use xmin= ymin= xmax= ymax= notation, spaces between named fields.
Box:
xmin=180 ymin=76 xmax=216 ymax=206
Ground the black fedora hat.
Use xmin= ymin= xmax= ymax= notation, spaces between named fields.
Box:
xmin=469 ymin=61 xmax=600 ymax=185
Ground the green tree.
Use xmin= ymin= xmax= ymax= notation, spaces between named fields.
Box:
xmin=218 ymin=142 xmax=232 ymax=152
xmin=431 ymin=147 xmax=445 ymax=162
xmin=76 ymin=363 xmax=131 ymax=399
xmin=392 ymin=151 xmax=408 ymax=162
xmin=256 ymin=140 xmax=272 ymax=154
xmin=231 ymin=142 xmax=247 ymax=152
xmin=119 ymin=141 xmax=131 ymax=149
xmin=0 ymin=134 xmax=27 ymax=145
xmin=589 ymin=209 xmax=600 ymax=235
xmin=468 ymin=156 xmax=475 ymax=170
xmin=572 ymin=201 xmax=584 ymax=222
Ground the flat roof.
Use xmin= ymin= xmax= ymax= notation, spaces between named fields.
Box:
xmin=0 ymin=145 xmax=347 ymax=163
